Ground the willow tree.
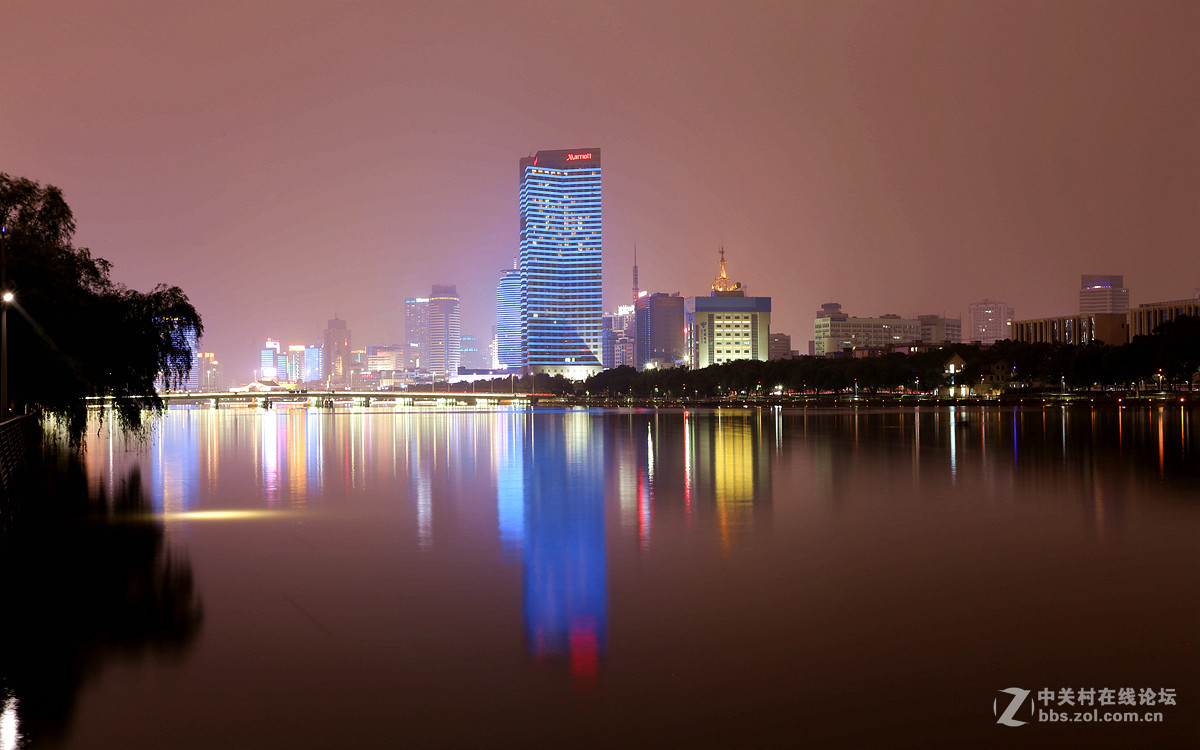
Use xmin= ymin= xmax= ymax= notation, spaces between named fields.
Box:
xmin=1 ymin=174 xmax=203 ymax=442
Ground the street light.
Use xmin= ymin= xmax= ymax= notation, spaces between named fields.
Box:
xmin=1 ymin=290 xmax=10 ymax=421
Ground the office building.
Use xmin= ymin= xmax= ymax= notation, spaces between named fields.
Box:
xmin=404 ymin=298 xmax=429 ymax=372
xmin=1080 ymin=275 xmax=1129 ymax=315
xmin=322 ymin=317 xmax=350 ymax=385
xmin=1012 ymin=313 xmax=1127 ymax=346
xmin=685 ymin=251 xmax=771 ymax=368
xmin=284 ymin=345 xmax=307 ymax=382
xmin=427 ymin=284 xmax=461 ymax=379
xmin=460 ymin=334 xmax=491 ymax=371
xmin=602 ymin=305 xmax=636 ymax=370
xmin=1128 ymin=291 xmax=1200 ymax=337
xmin=812 ymin=304 xmax=919 ymax=357
xmin=304 ymin=345 xmax=323 ymax=383
xmin=496 ymin=267 xmax=522 ymax=369
xmin=260 ymin=338 xmax=281 ymax=380
xmin=635 ymin=293 xmax=685 ymax=370
xmin=917 ymin=314 xmax=962 ymax=345
xmin=196 ymin=352 xmax=222 ymax=391
xmin=768 ymin=333 xmax=794 ymax=361
xmin=967 ymin=300 xmax=1014 ymax=344
xmin=519 ymin=148 xmax=603 ymax=379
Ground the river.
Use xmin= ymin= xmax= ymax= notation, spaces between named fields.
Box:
xmin=2 ymin=403 xmax=1196 ymax=749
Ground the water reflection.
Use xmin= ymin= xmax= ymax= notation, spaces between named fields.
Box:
xmin=0 ymin=445 xmax=201 ymax=749
xmin=519 ymin=411 xmax=606 ymax=684
xmin=37 ymin=403 xmax=1198 ymax=747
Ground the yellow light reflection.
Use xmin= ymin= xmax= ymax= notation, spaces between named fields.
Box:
xmin=160 ymin=510 xmax=283 ymax=522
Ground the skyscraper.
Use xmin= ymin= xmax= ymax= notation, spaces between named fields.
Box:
xmin=404 ymin=298 xmax=429 ymax=372
xmin=427 ymin=284 xmax=461 ymax=379
xmin=1079 ymin=274 xmax=1129 ymax=315
xmin=519 ymin=148 xmax=603 ymax=379
xmin=635 ymin=292 xmax=685 ymax=370
xmin=967 ymin=300 xmax=1013 ymax=344
xmin=496 ymin=266 xmax=522 ymax=369
xmin=685 ymin=250 xmax=771 ymax=368
xmin=322 ymin=317 xmax=350 ymax=385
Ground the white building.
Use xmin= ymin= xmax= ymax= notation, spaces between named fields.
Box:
xmin=813 ymin=303 xmax=920 ymax=357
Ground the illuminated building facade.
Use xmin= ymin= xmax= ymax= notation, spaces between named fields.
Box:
xmin=967 ymin=299 xmax=1013 ymax=344
xmin=259 ymin=338 xmax=281 ymax=381
xmin=496 ymin=267 xmax=522 ymax=369
xmin=427 ymin=284 xmax=461 ymax=379
xmin=1080 ymin=274 xmax=1129 ymax=315
xmin=322 ymin=316 xmax=350 ymax=385
xmin=1011 ymin=313 xmax=1128 ymax=345
xmin=602 ymin=305 xmax=635 ymax=369
xmin=1129 ymin=293 xmax=1200 ymax=337
xmin=685 ymin=251 xmax=771 ymax=369
xmin=196 ymin=352 xmax=222 ymax=391
xmin=635 ymin=292 xmax=685 ymax=370
xmin=813 ymin=304 xmax=920 ymax=357
xmin=519 ymin=148 xmax=603 ymax=379
xmin=404 ymin=297 xmax=429 ymax=372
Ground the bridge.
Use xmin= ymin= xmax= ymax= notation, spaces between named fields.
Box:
xmin=137 ymin=390 xmax=546 ymax=409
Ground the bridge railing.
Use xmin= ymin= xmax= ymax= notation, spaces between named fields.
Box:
xmin=0 ymin=414 xmax=41 ymax=500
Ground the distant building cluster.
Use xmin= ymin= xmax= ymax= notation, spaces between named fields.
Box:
xmin=182 ymin=148 xmax=1195 ymax=391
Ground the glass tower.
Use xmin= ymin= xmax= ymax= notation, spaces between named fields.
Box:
xmin=519 ymin=149 xmax=603 ymax=378
xmin=496 ymin=267 xmax=522 ymax=369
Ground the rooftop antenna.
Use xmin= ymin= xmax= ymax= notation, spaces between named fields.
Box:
xmin=632 ymin=243 xmax=640 ymax=303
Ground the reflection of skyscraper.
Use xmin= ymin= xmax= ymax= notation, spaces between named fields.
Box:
xmin=519 ymin=148 xmax=603 ymax=378
xmin=687 ymin=412 xmax=771 ymax=548
xmin=427 ymin=285 xmax=461 ymax=379
xmin=522 ymin=412 xmax=606 ymax=682
xmin=496 ymin=267 xmax=522 ymax=369
xmin=495 ymin=412 xmax=526 ymax=558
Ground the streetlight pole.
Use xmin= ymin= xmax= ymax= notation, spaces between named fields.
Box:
xmin=1 ymin=224 xmax=8 ymax=421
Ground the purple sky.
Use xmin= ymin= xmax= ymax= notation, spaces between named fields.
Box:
xmin=4 ymin=1 xmax=1197 ymax=379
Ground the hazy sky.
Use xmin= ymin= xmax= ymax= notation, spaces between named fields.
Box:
xmin=4 ymin=0 xmax=1197 ymax=378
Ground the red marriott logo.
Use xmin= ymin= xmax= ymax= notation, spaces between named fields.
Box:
xmin=565 ymin=152 xmax=593 ymax=161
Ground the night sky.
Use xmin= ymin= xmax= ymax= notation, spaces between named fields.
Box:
xmin=3 ymin=1 xmax=1197 ymax=379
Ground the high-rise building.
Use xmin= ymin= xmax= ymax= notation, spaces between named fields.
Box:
xmin=322 ymin=317 xmax=350 ymax=385
xmin=685 ymin=250 xmax=771 ymax=368
xmin=284 ymin=345 xmax=307 ymax=382
xmin=768 ymin=332 xmax=793 ymax=360
xmin=602 ymin=304 xmax=636 ymax=369
xmin=812 ymin=304 xmax=920 ymax=356
xmin=1079 ymin=275 xmax=1129 ymax=315
xmin=519 ymin=148 xmax=603 ymax=379
xmin=917 ymin=314 xmax=962 ymax=345
xmin=196 ymin=352 xmax=222 ymax=391
xmin=460 ymin=334 xmax=490 ymax=371
xmin=304 ymin=345 xmax=323 ymax=383
xmin=967 ymin=300 xmax=1013 ymax=344
xmin=427 ymin=285 xmax=461 ymax=378
xmin=260 ymin=338 xmax=281 ymax=380
xmin=635 ymin=293 xmax=685 ymax=370
xmin=496 ymin=267 xmax=522 ymax=369
xmin=404 ymin=297 xmax=429 ymax=372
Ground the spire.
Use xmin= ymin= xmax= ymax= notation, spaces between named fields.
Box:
xmin=632 ymin=243 xmax=640 ymax=303
xmin=711 ymin=245 xmax=743 ymax=294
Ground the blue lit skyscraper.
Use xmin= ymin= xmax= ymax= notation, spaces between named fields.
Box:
xmin=496 ymin=266 xmax=522 ymax=369
xmin=519 ymin=149 xmax=603 ymax=378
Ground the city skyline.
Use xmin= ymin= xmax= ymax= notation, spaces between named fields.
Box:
xmin=2 ymin=1 xmax=1196 ymax=378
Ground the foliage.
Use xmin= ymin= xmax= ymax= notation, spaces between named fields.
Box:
xmin=1 ymin=174 xmax=203 ymax=442
xmin=577 ymin=318 xmax=1200 ymax=397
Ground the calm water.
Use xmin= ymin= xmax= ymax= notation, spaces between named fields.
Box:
xmin=3 ymin=403 xmax=1197 ymax=749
